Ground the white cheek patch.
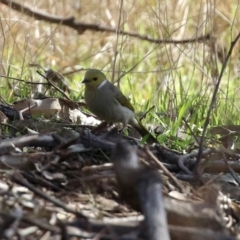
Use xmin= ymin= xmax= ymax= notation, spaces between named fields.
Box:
xmin=97 ymin=79 xmax=107 ymax=89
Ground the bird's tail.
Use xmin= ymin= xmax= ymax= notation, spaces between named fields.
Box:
xmin=132 ymin=119 xmax=158 ymax=144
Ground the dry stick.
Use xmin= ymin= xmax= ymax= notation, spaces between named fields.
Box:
xmin=221 ymin=152 xmax=240 ymax=186
xmin=0 ymin=74 xmax=49 ymax=85
xmin=18 ymin=102 xmax=37 ymax=120
xmin=57 ymin=219 xmax=70 ymax=240
xmin=20 ymin=216 xmax=60 ymax=234
xmin=1 ymin=73 xmax=71 ymax=99
xmin=0 ymin=123 xmax=25 ymax=134
xmin=11 ymin=173 xmax=87 ymax=220
xmin=0 ymin=0 xmax=210 ymax=44
xmin=115 ymin=45 xmax=163 ymax=83
xmin=112 ymin=0 xmax=123 ymax=85
xmin=37 ymin=70 xmax=70 ymax=100
xmin=182 ymin=117 xmax=200 ymax=145
xmin=139 ymin=106 xmax=155 ymax=122
xmin=145 ymin=147 xmax=184 ymax=193
xmin=114 ymin=34 xmax=181 ymax=83
xmin=0 ymin=211 xmax=60 ymax=234
xmin=194 ymin=32 xmax=240 ymax=176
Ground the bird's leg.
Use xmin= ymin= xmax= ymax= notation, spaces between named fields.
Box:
xmin=120 ymin=123 xmax=143 ymax=140
xmin=114 ymin=122 xmax=131 ymax=136
xmin=91 ymin=121 xmax=110 ymax=134
xmin=99 ymin=122 xmax=125 ymax=137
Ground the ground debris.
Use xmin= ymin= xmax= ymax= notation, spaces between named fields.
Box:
xmin=0 ymin=105 xmax=239 ymax=239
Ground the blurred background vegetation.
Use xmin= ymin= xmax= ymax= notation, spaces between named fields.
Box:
xmin=0 ymin=0 xmax=240 ymax=148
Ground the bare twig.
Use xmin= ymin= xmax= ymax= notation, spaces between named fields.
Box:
xmin=139 ymin=106 xmax=155 ymax=121
xmin=18 ymin=102 xmax=37 ymax=120
xmin=36 ymin=70 xmax=70 ymax=100
xmin=112 ymin=0 xmax=123 ymax=84
xmin=11 ymin=172 xmax=87 ymax=220
xmin=194 ymin=32 xmax=240 ymax=176
xmin=0 ymin=211 xmax=60 ymax=234
xmin=222 ymin=153 xmax=240 ymax=186
xmin=145 ymin=147 xmax=184 ymax=193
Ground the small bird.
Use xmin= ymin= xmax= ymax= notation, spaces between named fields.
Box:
xmin=82 ymin=69 xmax=157 ymax=143
xmin=111 ymin=140 xmax=170 ymax=240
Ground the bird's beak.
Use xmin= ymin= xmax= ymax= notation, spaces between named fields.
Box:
xmin=81 ymin=78 xmax=89 ymax=84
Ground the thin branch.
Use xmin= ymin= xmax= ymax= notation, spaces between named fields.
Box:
xmin=11 ymin=172 xmax=87 ymax=220
xmin=112 ymin=0 xmax=123 ymax=84
xmin=36 ymin=71 xmax=70 ymax=100
xmin=145 ymin=147 xmax=184 ymax=193
xmin=194 ymin=32 xmax=240 ymax=176
xmin=0 ymin=74 xmax=49 ymax=85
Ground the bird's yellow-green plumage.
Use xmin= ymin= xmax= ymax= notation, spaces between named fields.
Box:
xmin=82 ymin=69 xmax=157 ymax=143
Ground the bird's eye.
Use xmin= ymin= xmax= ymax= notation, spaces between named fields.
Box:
xmin=93 ymin=77 xmax=98 ymax=81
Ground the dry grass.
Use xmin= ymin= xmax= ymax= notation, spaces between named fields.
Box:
xmin=1 ymin=0 xmax=240 ymax=126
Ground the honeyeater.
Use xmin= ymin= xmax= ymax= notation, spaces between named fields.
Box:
xmin=82 ymin=69 xmax=157 ymax=144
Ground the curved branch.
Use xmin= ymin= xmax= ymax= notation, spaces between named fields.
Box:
xmin=1 ymin=0 xmax=210 ymax=44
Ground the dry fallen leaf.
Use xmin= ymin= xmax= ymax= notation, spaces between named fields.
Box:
xmin=13 ymin=98 xmax=61 ymax=118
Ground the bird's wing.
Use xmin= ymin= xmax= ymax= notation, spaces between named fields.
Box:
xmin=109 ymin=84 xmax=135 ymax=112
